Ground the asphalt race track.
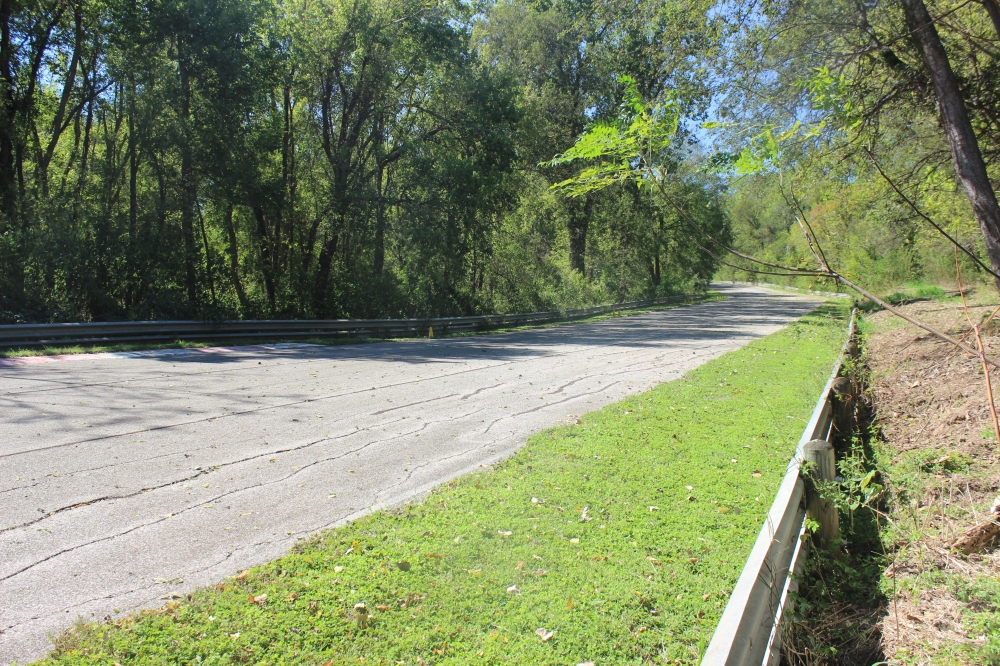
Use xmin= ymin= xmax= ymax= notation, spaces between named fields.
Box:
xmin=0 ymin=285 xmax=821 ymax=664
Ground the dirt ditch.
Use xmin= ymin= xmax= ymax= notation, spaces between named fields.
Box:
xmin=864 ymin=298 xmax=1000 ymax=664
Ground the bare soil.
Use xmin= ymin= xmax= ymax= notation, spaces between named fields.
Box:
xmin=865 ymin=297 xmax=1000 ymax=664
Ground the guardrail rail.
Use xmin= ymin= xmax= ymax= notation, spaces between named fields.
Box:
xmin=0 ymin=293 xmax=708 ymax=348
xmin=703 ymin=309 xmax=858 ymax=666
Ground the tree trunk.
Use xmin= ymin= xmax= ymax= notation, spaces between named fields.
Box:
xmin=38 ymin=7 xmax=82 ymax=198
xmin=567 ymin=197 xmax=590 ymax=274
xmin=982 ymin=0 xmax=1000 ymax=40
xmin=315 ymin=232 xmax=338 ymax=314
xmin=281 ymin=75 xmax=295 ymax=278
xmin=374 ymin=161 xmax=386 ymax=276
xmin=197 ymin=201 xmax=216 ymax=305
xmin=178 ymin=50 xmax=198 ymax=304
xmin=128 ymin=77 xmax=138 ymax=242
xmin=901 ymin=0 xmax=1000 ymax=293
xmin=126 ymin=93 xmax=138 ymax=310
xmin=253 ymin=206 xmax=276 ymax=309
xmin=222 ymin=204 xmax=249 ymax=310
xmin=0 ymin=0 xmax=14 ymax=222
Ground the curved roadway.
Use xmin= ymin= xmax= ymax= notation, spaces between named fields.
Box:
xmin=0 ymin=285 xmax=820 ymax=664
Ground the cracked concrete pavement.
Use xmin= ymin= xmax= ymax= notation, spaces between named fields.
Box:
xmin=0 ymin=285 xmax=820 ymax=664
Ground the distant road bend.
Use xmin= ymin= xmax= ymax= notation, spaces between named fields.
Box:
xmin=0 ymin=284 xmax=820 ymax=664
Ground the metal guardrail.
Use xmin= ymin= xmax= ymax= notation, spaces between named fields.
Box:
xmin=703 ymin=310 xmax=857 ymax=666
xmin=0 ymin=293 xmax=707 ymax=348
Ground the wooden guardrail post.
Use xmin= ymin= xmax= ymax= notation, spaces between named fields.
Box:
xmin=802 ymin=439 xmax=839 ymax=545
xmin=830 ymin=376 xmax=856 ymax=450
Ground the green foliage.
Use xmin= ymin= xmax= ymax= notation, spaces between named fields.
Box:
xmin=0 ymin=0 xmax=727 ymax=325
xmin=709 ymin=0 xmax=1000 ymax=295
xmin=39 ymin=304 xmax=850 ymax=665
xmin=546 ymin=76 xmax=680 ymax=197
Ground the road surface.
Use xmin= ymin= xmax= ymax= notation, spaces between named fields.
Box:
xmin=0 ymin=285 xmax=820 ymax=664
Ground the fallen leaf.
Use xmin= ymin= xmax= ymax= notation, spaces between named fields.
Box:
xmin=425 ymin=553 xmax=442 ymax=559
xmin=376 ymin=605 xmax=392 ymax=611
xmin=752 ymin=471 xmax=762 ymax=478
xmin=249 ymin=593 xmax=267 ymax=604
xmin=688 ymin=558 xmax=698 ymax=564
xmin=703 ymin=593 xmax=711 ymax=601
xmin=396 ymin=561 xmax=411 ymax=572
xmin=566 ymin=596 xmax=573 ymax=609
xmin=234 ymin=570 xmax=249 ymax=580
xmin=535 ymin=628 xmax=554 ymax=642
xmin=334 ymin=566 xmax=344 ymax=573
xmin=649 ymin=506 xmax=659 ymax=512
xmin=570 ymin=538 xmax=580 ymax=544
xmin=498 ymin=530 xmax=512 ymax=536
xmin=515 ymin=561 xmax=524 ymax=570
xmin=718 ymin=507 xmax=730 ymax=514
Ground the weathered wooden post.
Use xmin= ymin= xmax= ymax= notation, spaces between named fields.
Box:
xmin=802 ymin=439 xmax=839 ymax=546
xmin=830 ymin=376 xmax=856 ymax=450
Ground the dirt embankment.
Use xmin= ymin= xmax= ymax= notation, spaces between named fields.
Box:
xmin=866 ymin=299 xmax=1000 ymax=663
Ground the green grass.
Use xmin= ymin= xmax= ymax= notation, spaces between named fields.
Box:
xmin=882 ymin=281 xmax=950 ymax=305
xmin=40 ymin=303 xmax=849 ymax=666
xmin=1 ymin=294 xmax=723 ymax=359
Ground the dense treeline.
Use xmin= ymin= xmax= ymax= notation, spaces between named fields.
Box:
xmin=0 ymin=0 xmax=725 ymax=323
xmin=8 ymin=0 xmax=996 ymax=323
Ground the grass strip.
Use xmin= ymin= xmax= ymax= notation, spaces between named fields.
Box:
xmin=1 ymin=294 xmax=723 ymax=359
xmin=42 ymin=302 xmax=848 ymax=666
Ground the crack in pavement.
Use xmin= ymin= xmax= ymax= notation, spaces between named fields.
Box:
xmin=0 ymin=360 xmax=516 ymax=460
xmin=371 ymin=393 xmax=458 ymax=415
xmin=2 ymin=330 xmax=674 ymax=460
xmin=460 ymin=382 xmax=503 ymax=400
xmin=3 ymin=407 xmax=488 ymax=577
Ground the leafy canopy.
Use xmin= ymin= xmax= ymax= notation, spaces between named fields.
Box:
xmin=544 ymin=76 xmax=680 ymax=197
